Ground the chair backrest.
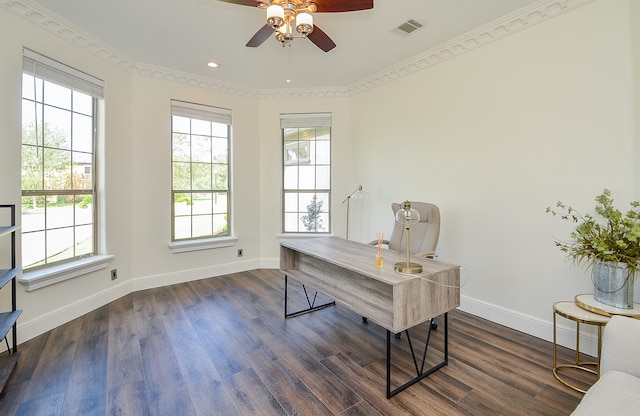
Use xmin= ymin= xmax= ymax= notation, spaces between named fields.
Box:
xmin=387 ymin=201 xmax=440 ymax=257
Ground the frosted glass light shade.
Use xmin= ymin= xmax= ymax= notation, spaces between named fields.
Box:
xmin=267 ymin=5 xmax=285 ymax=29
xmin=296 ymin=12 xmax=313 ymax=35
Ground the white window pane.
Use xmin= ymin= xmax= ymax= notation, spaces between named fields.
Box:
xmin=299 ymin=166 xmax=316 ymax=189
xmin=172 ymin=116 xmax=191 ymax=134
xmin=283 ymin=166 xmax=298 ymax=189
xmin=212 ymin=213 xmax=227 ymax=234
xmin=22 ymin=230 xmax=45 ymax=268
xmin=43 ymin=80 xmax=71 ymax=109
xmin=315 ymin=141 xmax=330 ymax=164
xmin=72 ymin=152 xmax=92 ymax=190
xmin=172 ymin=133 xmax=190 ymax=162
xmin=213 ymin=192 xmax=227 ymax=214
xmin=316 ymin=166 xmax=330 ymax=189
xmin=21 ymin=198 xmax=45 ymax=232
xmin=191 ymin=119 xmax=210 ymax=136
xmin=72 ymin=113 xmax=93 ymax=152
xmin=47 ymin=227 xmax=74 ymax=262
xmin=284 ymin=193 xmax=298 ymax=212
xmin=284 ymin=213 xmax=300 ymax=232
xmin=74 ymin=197 xmax=93 ymax=225
xmin=212 ymin=138 xmax=228 ymax=164
xmin=174 ymin=194 xmax=192 ymax=215
xmin=43 ymin=106 xmax=71 ymax=148
xmin=46 ymin=203 xmax=74 ymax=228
xmin=75 ymin=224 xmax=94 ymax=256
xmin=22 ymin=74 xmax=36 ymax=100
xmin=192 ymin=193 xmax=213 ymax=215
xmin=211 ymin=122 xmax=227 ymax=137
xmin=175 ymin=216 xmax=191 ymax=239
xmin=73 ymin=90 xmax=93 ymax=116
xmin=193 ymin=215 xmax=212 ymax=237
xmin=192 ymin=135 xmax=212 ymax=163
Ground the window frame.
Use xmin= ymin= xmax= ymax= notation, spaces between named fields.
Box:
xmin=20 ymin=49 xmax=103 ymax=272
xmin=281 ymin=113 xmax=332 ymax=234
xmin=170 ymin=100 xmax=232 ymax=243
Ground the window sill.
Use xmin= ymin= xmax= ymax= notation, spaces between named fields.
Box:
xmin=169 ymin=236 xmax=238 ymax=253
xmin=18 ymin=255 xmax=114 ymax=292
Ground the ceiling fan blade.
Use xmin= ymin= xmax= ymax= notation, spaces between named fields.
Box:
xmin=307 ymin=25 xmax=336 ymax=52
xmin=217 ymin=0 xmax=264 ymax=7
xmin=246 ymin=24 xmax=274 ymax=47
xmin=314 ymin=0 xmax=373 ymax=13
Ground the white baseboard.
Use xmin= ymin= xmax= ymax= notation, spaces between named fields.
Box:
xmin=459 ymin=295 xmax=599 ymax=357
xmin=13 ymin=262 xmax=599 ymax=359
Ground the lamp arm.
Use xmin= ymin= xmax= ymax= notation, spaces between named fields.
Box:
xmin=342 ymin=185 xmax=363 ymax=203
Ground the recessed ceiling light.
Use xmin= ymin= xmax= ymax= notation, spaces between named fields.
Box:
xmin=207 ymin=61 xmax=219 ymax=68
xmin=286 ymin=79 xmax=292 ymax=83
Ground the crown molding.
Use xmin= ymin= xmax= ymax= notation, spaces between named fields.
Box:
xmin=347 ymin=0 xmax=598 ymax=95
xmin=3 ymin=0 xmax=598 ymax=99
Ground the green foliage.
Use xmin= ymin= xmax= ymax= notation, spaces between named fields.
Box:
xmin=175 ymin=193 xmax=193 ymax=205
xmin=79 ymin=195 xmax=92 ymax=209
xmin=301 ymin=195 xmax=323 ymax=232
xmin=547 ymin=189 xmax=640 ymax=279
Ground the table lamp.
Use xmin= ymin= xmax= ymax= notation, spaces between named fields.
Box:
xmin=394 ymin=200 xmax=423 ymax=274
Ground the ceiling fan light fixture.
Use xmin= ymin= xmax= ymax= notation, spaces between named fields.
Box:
xmin=267 ymin=4 xmax=285 ymax=29
xmin=295 ymin=12 xmax=313 ymax=36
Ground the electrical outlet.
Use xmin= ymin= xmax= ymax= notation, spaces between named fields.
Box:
xmin=237 ymin=249 xmax=243 ymax=257
xmin=111 ymin=269 xmax=118 ymax=280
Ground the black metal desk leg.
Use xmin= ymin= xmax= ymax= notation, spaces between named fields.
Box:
xmin=386 ymin=313 xmax=449 ymax=399
xmin=284 ymin=274 xmax=336 ymax=319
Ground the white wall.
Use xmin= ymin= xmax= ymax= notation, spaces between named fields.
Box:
xmin=1 ymin=0 xmax=638 ymax=355
xmin=0 ymin=7 xmax=265 ymax=343
xmin=350 ymin=0 xmax=638 ymax=344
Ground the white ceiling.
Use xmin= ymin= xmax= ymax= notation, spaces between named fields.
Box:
xmin=20 ymin=0 xmax=544 ymax=90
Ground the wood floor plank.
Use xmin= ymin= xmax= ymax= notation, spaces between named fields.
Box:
xmin=1 ymin=270 xmax=585 ymax=415
xmin=248 ymin=346 xmax=334 ymax=416
xmin=106 ymin=294 xmax=145 ymax=391
xmin=139 ymin=334 xmax=197 ymax=416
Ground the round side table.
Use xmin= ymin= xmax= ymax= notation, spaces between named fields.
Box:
xmin=553 ymin=301 xmax=610 ymax=393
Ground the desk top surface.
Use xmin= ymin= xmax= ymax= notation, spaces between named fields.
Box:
xmin=280 ymin=236 xmax=459 ymax=286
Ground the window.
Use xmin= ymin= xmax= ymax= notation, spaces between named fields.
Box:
xmin=282 ymin=113 xmax=331 ymax=233
xmin=21 ymin=49 xmax=103 ymax=270
xmin=171 ymin=100 xmax=231 ymax=241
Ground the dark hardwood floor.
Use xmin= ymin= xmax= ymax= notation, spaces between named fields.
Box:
xmin=0 ymin=269 xmax=586 ymax=415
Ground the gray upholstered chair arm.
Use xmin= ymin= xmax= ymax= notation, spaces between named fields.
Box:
xmin=368 ymin=239 xmax=390 ymax=246
xmin=600 ymin=315 xmax=640 ymax=377
xmin=415 ymin=250 xmax=436 ymax=258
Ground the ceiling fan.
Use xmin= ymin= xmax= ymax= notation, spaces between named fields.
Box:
xmin=219 ymin=0 xmax=374 ymax=52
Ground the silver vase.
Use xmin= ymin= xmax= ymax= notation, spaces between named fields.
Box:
xmin=592 ymin=260 xmax=635 ymax=309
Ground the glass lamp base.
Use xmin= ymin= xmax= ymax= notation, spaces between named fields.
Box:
xmin=394 ymin=262 xmax=423 ymax=274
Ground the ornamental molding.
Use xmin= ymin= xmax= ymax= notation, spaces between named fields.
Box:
xmin=2 ymin=0 xmax=598 ymax=99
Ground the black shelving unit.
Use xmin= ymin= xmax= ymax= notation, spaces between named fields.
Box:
xmin=0 ymin=205 xmax=21 ymax=393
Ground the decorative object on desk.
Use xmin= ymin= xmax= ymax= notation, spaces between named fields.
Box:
xmin=376 ymin=232 xmax=384 ymax=267
xmin=547 ymin=189 xmax=640 ymax=309
xmin=342 ymin=185 xmax=366 ymax=240
xmin=394 ymin=201 xmax=423 ymax=274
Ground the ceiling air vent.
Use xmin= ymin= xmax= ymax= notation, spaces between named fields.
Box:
xmin=393 ymin=19 xmax=424 ymax=36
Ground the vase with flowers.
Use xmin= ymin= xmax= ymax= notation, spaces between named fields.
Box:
xmin=547 ymin=189 xmax=640 ymax=309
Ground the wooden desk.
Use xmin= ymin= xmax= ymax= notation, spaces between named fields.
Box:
xmin=279 ymin=237 xmax=461 ymax=397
